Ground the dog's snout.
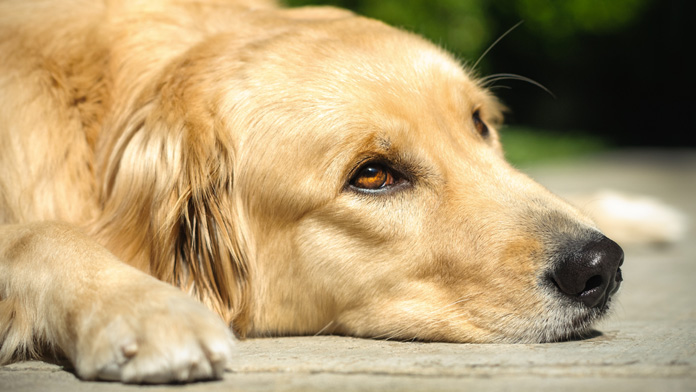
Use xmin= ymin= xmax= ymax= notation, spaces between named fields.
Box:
xmin=550 ymin=236 xmax=624 ymax=308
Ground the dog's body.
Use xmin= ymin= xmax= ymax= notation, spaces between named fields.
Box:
xmin=0 ymin=0 xmax=624 ymax=384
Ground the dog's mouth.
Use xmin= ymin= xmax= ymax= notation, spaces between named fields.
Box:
xmin=520 ymin=236 xmax=624 ymax=343
xmin=535 ymin=264 xmax=623 ymax=343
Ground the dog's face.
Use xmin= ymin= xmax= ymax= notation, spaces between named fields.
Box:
xmin=141 ymin=10 xmax=623 ymax=343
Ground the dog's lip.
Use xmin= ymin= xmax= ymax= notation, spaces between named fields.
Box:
xmin=542 ymin=271 xmax=619 ymax=330
xmin=565 ymin=296 xmax=614 ymax=332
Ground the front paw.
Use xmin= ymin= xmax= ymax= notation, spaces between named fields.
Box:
xmin=72 ymin=281 xmax=236 ymax=384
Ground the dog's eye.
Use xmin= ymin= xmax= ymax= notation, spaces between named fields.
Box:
xmin=472 ymin=109 xmax=489 ymax=138
xmin=350 ymin=164 xmax=396 ymax=191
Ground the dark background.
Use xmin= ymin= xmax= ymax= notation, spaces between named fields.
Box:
xmin=284 ymin=0 xmax=696 ymax=148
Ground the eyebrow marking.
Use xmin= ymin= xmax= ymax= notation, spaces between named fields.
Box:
xmin=377 ymin=136 xmax=392 ymax=151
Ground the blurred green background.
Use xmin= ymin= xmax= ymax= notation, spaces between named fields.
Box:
xmin=283 ymin=0 xmax=695 ymax=165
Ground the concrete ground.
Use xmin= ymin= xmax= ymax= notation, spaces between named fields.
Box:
xmin=2 ymin=149 xmax=695 ymax=391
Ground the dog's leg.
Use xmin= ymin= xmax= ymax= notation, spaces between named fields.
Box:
xmin=0 ymin=222 xmax=235 ymax=383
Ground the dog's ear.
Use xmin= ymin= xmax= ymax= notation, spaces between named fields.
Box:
xmin=97 ymin=93 xmax=252 ymax=334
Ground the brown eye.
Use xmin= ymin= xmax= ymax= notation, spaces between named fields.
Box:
xmin=472 ymin=109 xmax=489 ymax=138
xmin=350 ymin=164 xmax=396 ymax=190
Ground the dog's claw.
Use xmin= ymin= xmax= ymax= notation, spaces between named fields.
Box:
xmin=121 ymin=340 xmax=138 ymax=358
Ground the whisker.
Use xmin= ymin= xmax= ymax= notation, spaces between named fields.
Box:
xmin=314 ymin=320 xmax=335 ymax=336
xmin=481 ymin=73 xmax=556 ymax=98
xmin=472 ymin=20 xmax=524 ymax=70
xmin=488 ymin=85 xmax=513 ymax=91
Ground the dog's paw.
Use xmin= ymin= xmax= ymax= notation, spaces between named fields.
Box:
xmin=72 ymin=279 xmax=235 ymax=384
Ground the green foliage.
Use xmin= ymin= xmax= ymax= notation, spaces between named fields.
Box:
xmin=351 ymin=0 xmax=492 ymax=63
xmin=283 ymin=0 xmax=493 ymax=62
xmin=509 ymin=0 xmax=651 ymax=38
xmin=499 ymin=126 xmax=608 ymax=166
xmin=283 ymin=0 xmax=652 ymax=67
xmin=287 ymin=1 xmax=648 ymax=48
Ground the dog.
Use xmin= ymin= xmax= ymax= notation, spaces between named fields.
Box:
xmin=0 ymin=0 xmax=625 ymax=384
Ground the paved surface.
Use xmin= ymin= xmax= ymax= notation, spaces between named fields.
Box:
xmin=2 ymin=149 xmax=695 ymax=391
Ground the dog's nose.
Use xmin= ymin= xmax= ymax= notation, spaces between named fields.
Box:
xmin=550 ymin=236 xmax=624 ymax=308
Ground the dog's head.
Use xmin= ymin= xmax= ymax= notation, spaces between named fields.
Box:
xmin=102 ymin=8 xmax=623 ymax=343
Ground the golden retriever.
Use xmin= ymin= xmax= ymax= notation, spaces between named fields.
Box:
xmin=0 ymin=0 xmax=624 ymax=384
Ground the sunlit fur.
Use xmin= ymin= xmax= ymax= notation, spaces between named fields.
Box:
xmin=1 ymin=0 xmax=614 ymax=383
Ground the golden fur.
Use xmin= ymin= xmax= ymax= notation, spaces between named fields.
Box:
xmin=1 ymin=0 xmax=622 ymax=384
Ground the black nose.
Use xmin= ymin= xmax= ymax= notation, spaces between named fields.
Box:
xmin=550 ymin=236 xmax=624 ymax=308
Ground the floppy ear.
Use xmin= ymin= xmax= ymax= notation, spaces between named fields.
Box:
xmin=96 ymin=91 xmax=252 ymax=334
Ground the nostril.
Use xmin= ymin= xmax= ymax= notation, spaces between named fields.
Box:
xmin=582 ymin=275 xmax=603 ymax=294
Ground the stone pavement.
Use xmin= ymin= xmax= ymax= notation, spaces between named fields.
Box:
xmin=1 ymin=149 xmax=695 ymax=391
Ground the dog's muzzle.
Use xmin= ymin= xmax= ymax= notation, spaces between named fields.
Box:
xmin=548 ymin=236 xmax=624 ymax=308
